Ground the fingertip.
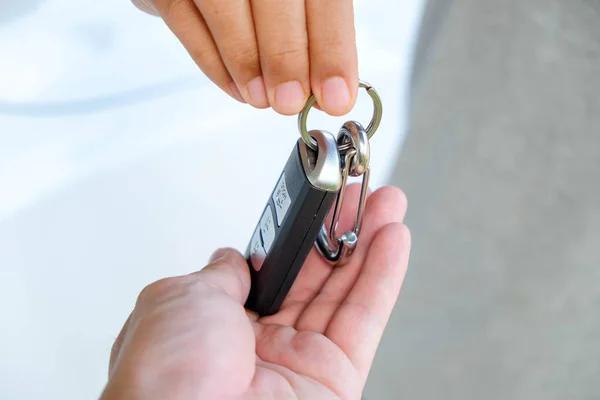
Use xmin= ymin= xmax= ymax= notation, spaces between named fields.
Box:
xmin=228 ymin=83 xmax=246 ymax=104
xmin=317 ymin=76 xmax=354 ymax=116
xmin=376 ymin=222 xmax=412 ymax=272
xmin=368 ymin=186 xmax=408 ymax=222
xmin=245 ymin=76 xmax=270 ymax=109
xmin=208 ymin=248 xmax=227 ymax=263
xmin=208 ymin=247 xmax=244 ymax=264
xmin=203 ymin=248 xmax=251 ymax=304
xmin=380 ymin=185 xmax=408 ymax=209
xmin=386 ymin=221 xmax=411 ymax=247
xmin=272 ymin=80 xmax=308 ymax=115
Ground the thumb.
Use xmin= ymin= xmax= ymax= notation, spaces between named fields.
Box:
xmin=191 ymin=248 xmax=251 ymax=305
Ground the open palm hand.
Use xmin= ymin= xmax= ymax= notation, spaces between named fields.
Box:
xmin=102 ymin=185 xmax=410 ymax=400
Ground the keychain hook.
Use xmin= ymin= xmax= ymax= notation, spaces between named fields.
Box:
xmin=298 ymin=80 xmax=383 ymax=151
xmin=316 ymin=121 xmax=370 ymax=265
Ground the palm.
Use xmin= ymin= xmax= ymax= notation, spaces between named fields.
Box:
xmin=240 ymin=185 xmax=410 ymax=399
xmin=105 ymin=185 xmax=409 ymax=400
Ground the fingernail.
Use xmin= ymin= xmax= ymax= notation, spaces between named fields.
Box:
xmin=274 ymin=81 xmax=306 ymax=114
xmin=228 ymin=83 xmax=245 ymax=103
xmin=209 ymin=248 xmax=228 ymax=263
xmin=321 ymin=77 xmax=351 ymax=114
xmin=246 ymin=76 xmax=269 ymax=108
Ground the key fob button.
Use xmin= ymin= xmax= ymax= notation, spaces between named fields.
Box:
xmin=272 ymin=172 xmax=292 ymax=226
xmin=249 ymin=227 xmax=266 ymax=272
xmin=259 ymin=205 xmax=276 ymax=253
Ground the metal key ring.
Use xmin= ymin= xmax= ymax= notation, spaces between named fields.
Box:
xmin=298 ymin=80 xmax=383 ymax=151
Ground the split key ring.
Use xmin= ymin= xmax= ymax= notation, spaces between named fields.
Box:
xmin=297 ymin=80 xmax=383 ymax=151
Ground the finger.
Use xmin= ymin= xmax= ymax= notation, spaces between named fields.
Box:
xmin=306 ymin=0 xmax=358 ymax=116
xmin=152 ymin=0 xmax=245 ymax=103
xmin=327 ymin=222 xmax=411 ymax=381
xmin=259 ymin=184 xmax=369 ymax=327
xmin=295 ymin=186 xmax=407 ymax=333
xmin=195 ymin=0 xmax=269 ymax=108
xmin=252 ymin=0 xmax=310 ymax=115
xmin=131 ymin=0 xmax=159 ymax=15
xmin=191 ymin=247 xmax=252 ymax=305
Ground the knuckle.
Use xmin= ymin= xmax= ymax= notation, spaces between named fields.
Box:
xmin=263 ymin=45 xmax=308 ymax=75
xmin=136 ymin=277 xmax=179 ymax=307
xmin=310 ymin=38 xmax=356 ymax=75
xmin=159 ymin=0 xmax=190 ymax=21
xmin=221 ymin=45 xmax=260 ymax=76
xmin=313 ymin=34 xmax=354 ymax=52
xmin=187 ymin=47 xmax=231 ymax=86
xmin=188 ymin=43 xmax=221 ymax=68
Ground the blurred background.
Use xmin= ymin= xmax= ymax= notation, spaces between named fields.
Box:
xmin=1 ymin=0 xmax=599 ymax=399
xmin=367 ymin=1 xmax=600 ymax=399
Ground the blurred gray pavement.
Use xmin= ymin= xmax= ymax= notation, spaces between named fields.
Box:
xmin=366 ymin=0 xmax=600 ymax=399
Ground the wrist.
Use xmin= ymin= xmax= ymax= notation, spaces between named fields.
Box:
xmin=100 ymin=365 xmax=217 ymax=400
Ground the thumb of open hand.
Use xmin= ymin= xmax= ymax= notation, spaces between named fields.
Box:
xmin=195 ymin=248 xmax=252 ymax=306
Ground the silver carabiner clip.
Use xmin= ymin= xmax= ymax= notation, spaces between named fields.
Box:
xmin=316 ymin=121 xmax=371 ymax=265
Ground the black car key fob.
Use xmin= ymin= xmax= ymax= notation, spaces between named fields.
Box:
xmin=244 ymin=129 xmax=342 ymax=316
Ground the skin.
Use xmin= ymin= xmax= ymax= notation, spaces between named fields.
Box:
xmin=131 ymin=0 xmax=360 ymax=116
xmin=102 ymin=185 xmax=411 ymax=399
